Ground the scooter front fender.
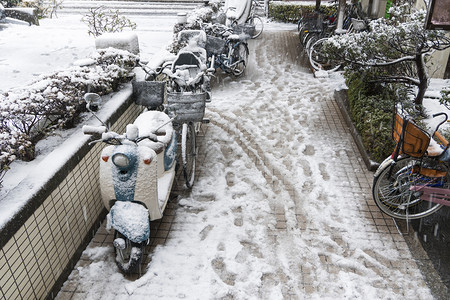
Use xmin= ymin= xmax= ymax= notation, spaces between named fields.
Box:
xmin=107 ymin=201 xmax=150 ymax=244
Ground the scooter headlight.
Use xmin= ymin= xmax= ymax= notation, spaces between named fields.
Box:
xmin=112 ymin=153 xmax=130 ymax=169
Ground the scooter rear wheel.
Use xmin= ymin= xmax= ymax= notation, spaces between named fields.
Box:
xmin=113 ymin=231 xmax=144 ymax=274
xmin=182 ymin=122 xmax=196 ymax=188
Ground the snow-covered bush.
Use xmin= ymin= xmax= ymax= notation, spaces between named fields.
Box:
xmin=82 ymin=6 xmax=137 ymax=37
xmin=15 ymin=0 xmax=59 ymax=18
xmin=322 ymin=3 xmax=450 ymax=107
xmin=440 ymin=86 xmax=450 ymax=108
xmin=345 ymin=72 xmax=400 ymax=162
xmin=0 ymin=48 xmax=137 ymax=183
xmin=0 ymin=0 xmax=20 ymax=8
xmin=268 ymin=3 xmax=335 ymax=23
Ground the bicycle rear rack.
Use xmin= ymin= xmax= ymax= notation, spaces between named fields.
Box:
xmin=410 ymin=185 xmax=450 ymax=205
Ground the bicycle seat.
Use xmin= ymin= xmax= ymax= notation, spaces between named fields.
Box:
xmin=172 ymin=51 xmax=204 ymax=82
xmin=427 ymin=138 xmax=445 ymax=157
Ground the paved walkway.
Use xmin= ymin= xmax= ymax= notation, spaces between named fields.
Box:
xmin=55 ymin=29 xmax=445 ymax=299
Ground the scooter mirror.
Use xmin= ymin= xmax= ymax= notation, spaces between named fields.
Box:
xmin=84 ymin=93 xmax=102 ymax=111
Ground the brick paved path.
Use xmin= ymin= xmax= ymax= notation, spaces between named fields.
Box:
xmin=56 ymin=29 xmax=440 ymax=299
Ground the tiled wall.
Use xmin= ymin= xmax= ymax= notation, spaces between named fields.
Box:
xmin=0 ymin=92 xmax=143 ymax=300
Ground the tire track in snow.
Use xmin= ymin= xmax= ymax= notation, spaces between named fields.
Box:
xmin=208 ymin=31 xmax=342 ymax=296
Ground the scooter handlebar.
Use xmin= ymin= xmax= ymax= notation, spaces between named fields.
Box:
xmin=82 ymin=125 xmax=108 ymax=136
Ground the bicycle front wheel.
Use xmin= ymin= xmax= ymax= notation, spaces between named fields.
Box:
xmin=248 ymin=16 xmax=263 ymax=39
xmin=309 ymin=38 xmax=341 ymax=72
xmin=372 ymin=156 xmax=444 ymax=220
xmin=182 ymin=122 xmax=196 ymax=188
xmin=231 ymin=42 xmax=249 ymax=77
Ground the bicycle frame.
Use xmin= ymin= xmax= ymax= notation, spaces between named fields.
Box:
xmin=214 ymin=39 xmax=246 ymax=73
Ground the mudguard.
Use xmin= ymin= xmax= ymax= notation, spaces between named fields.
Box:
xmin=374 ymin=156 xmax=394 ymax=177
xmin=107 ymin=201 xmax=150 ymax=243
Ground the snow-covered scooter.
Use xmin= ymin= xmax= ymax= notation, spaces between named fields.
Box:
xmin=82 ymin=90 xmax=177 ymax=274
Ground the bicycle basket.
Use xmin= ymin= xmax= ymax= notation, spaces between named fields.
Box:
xmin=132 ymin=81 xmax=165 ymax=109
xmin=233 ymin=24 xmax=255 ymax=38
xmin=167 ymin=92 xmax=206 ymax=123
xmin=392 ymin=112 xmax=431 ymax=158
xmin=206 ymin=35 xmax=227 ymax=55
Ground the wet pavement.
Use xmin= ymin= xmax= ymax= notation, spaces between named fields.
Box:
xmin=411 ymin=206 xmax=450 ymax=293
xmin=55 ymin=29 xmax=449 ymax=299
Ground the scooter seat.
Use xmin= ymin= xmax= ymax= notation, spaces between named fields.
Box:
xmin=133 ymin=111 xmax=174 ymax=154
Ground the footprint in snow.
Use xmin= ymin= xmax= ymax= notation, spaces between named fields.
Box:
xmin=319 ymin=163 xmax=330 ymax=181
xmin=303 ymin=145 xmax=315 ymax=156
xmin=200 ymin=225 xmax=214 ymax=241
xmin=211 ymin=257 xmax=236 ymax=286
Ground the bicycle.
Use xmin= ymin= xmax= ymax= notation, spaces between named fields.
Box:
xmin=245 ymin=0 xmax=264 ymax=39
xmin=372 ymin=108 xmax=450 ymax=220
xmin=138 ymin=36 xmax=211 ymax=188
xmin=226 ymin=0 xmax=263 ymax=39
xmin=307 ymin=16 xmax=367 ymax=72
xmin=204 ymin=23 xmax=249 ymax=77
xmin=298 ymin=8 xmax=336 ymax=47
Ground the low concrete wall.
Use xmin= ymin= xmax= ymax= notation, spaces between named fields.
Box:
xmin=0 ymin=85 xmax=143 ymax=299
xmin=5 ymin=8 xmax=39 ymax=25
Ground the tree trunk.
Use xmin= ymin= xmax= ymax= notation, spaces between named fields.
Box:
xmin=414 ymin=53 xmax=429 ymax=107
xmin=265 ymin=0 xmax=269 ymax=17
xmin=316 ymin=0 xmax=321 ymax=11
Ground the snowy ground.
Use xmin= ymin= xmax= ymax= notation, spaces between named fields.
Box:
xmin=55 ymin=28 xmax=435 ymax=298
xmin=0 ymin=8 xmax=447 ymax=300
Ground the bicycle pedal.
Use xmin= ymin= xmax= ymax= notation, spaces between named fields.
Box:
xmin=202 ymin=118 xmax=210 ymax=124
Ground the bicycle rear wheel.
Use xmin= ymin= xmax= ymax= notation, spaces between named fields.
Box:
xmin=372 ymin=156 xmax=445 ymax=220
xmin=182 ymin=122 xmax=196 ymax=188
xmin=230 ymin=42 xmax=249 ymax=77
xmin=248 ymin=15 xmax=263 ymax=39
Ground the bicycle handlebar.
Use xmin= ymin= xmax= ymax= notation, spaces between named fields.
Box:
xmin=432 ymin=112 xmax=449 ymax=133
xmin=432 ymin=112 xmax=448 ymax=120
xmin=83 ymin=123 xmax=163 ymax=145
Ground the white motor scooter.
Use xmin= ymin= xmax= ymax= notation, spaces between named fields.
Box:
xmin=82 ymin=88 xmax=177 ymax=274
